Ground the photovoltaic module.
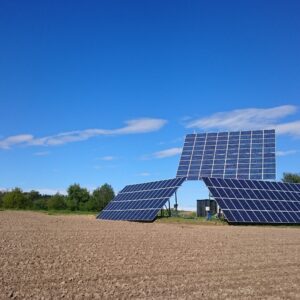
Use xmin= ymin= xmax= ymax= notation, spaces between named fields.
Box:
xmin=203 ymin=177 xmax=300 ymax=224
xmin=176 ymin=129 xmax=276 ymax=180
xmin=97 ymin=177 xmax=185 ymax=221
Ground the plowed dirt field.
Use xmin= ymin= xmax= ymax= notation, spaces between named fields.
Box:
xmin=0 ymin=211 xmax=299 ymax=299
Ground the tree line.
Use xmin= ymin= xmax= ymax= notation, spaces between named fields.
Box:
xmin=0 ymin=183 xmax=115 ymax=212
xmin=282 ymin=172 xmax=300 ymax=184
xmin=0 ymin=173 xmax=299 ymax=212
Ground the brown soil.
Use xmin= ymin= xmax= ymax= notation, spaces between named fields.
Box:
xmin=0 ymin=211 xmax=299 ymax=299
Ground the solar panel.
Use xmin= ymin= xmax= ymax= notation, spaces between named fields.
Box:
xmin=176 ymin=129 xmax=276 ymax=181
xmin=97 ymin=177 xmax=186 ymax=221
xmin=202 ymin=177 xmax=300 ymax=224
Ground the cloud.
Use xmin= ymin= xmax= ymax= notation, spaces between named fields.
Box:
xmin=93 ymin=165 xmax=102 ymax=170
xmin=34 ymin=151 xmax=50 ymax=156
xmin=99 ymin=156 xmax=117 ymax=161
xmin=0 ymin=118 xmax=167 ymax=149
xmin=158 ymin=136 xmax=184 ymax=145
xmin=274 ymin=120 xmax=300 ymax=137
xmin=138 ymin=172 xmax=151 ymax=177
xmin=0 ymin=134 xmax=34 ymax=149
xmin=152 ymin=147 xmax=183 ymax=159
xmin=186 ymin=105 xmax=300 ymax=137
xmin=276 ymin=150 xmax=298 ymax=157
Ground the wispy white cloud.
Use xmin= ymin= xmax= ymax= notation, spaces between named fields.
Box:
xmin=186 ymin=105 xmax=300 ymax=137
xmin=0 ymin=134 xmax=34 ymax=149
xmin=93 ymin=165 xmax=102 ymax=170
xmin=99 ymin=156 xmax=117 ymax=161
xmin=274 ymin=120 xmax=300 ymax=137
xmin=0 ymin=118 xmax=167 ymax=149
xmin=138 ymin=172 xmax=151 ymax=177
xmin=152 ymin=147 xmax=183 ymax=159
xmin=276 ymin=150 xmax=298 ymax=157
xmin=34 ymin=151 xmax=50 ymax=156
xmin=93 ymin=164 xmax=117 ymax=170
xmin=158 ymin=136 xmax=184 ymax=146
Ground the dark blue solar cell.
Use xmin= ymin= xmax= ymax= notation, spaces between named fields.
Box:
xmin=290 ymin=212 xmax=300 ymax=222
xmin=238 ymin=210 xmax=252 ymax=222
xmin=224 ymin=188 xmax=236 ymax=198
xmin=254 ymin=200 xmax=266 ymax=211
xmin=232 ymin=200 xmax=243 ymax=210
xmin=261 ymin=211 xmax=274 ymax=222
xmin=223 ymin=199 xmax=236 ymax=209
xmin=289 ymin=202 xmax=299 ymax=211
xmin=261 ymin=201 xmax=273 ymax=211
xmin=223 ymin=210 xmax=236 ymax=222
xmin=214 ymin=198 xmax=228 ymax=209
xmin=283 ymin=212 xmax=296 ymax=223
xmin=239 ymin=200 xmax=252 ymax=210
xmin=231 ymin=210 xmax=244 ymax=222
xmin=268 ymin=211 xmax=281 ymax=223
xmin=276 ymin=211 xmax=289 ymax=223
xmin=253 ymin=211 xmax=267 ymax=222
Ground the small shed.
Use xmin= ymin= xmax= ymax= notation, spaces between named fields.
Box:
xmin=197 ymin=199 xmax=217 ymax=217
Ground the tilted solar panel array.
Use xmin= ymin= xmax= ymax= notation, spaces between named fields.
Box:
xmin=97 ymin=177 xmax=186 ymax=221
xmin=203 ymin=177 xmax=300 ymax=224
xmin=177 ymin=130 xmax=276 ymax=181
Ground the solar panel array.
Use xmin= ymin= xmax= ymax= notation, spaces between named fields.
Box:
xmin=203 ymin=177 xmax=300 ymax=224
xmin=177 ymin=129 xmax=276 ymax=181
xmin=97 ymin=177 xmax=185 ymax=221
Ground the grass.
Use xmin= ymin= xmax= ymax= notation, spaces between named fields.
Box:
xmin=0 ymin=208 xmax=98 ymax=216
xmin=47 ymin=210 xmax=97 ymax=216
xmin=156 ymin=215 xmax=228 ymax=225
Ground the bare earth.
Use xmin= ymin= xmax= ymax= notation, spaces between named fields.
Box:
xmin=0 ymin=211 xmax=299 ymax=299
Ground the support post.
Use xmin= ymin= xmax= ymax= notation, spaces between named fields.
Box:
xmin=174 ymin=191 xmax=178 ymax=215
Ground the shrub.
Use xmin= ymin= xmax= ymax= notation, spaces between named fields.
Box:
xmin=3 ymin=188 xmax=31 ymax=209
xmin=47 ymin=194 xmax=67 ymax=210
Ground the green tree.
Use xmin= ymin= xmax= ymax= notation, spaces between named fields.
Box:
xmin=66 ymin=184 xmax=90 ymax=210
xmin=0 ymin=191 xmax=5 ymax=207
xmin=282 ymin=172 xmax=300 ymax=184
xmin=33 ymin=197 xmax=48 ymax=210
xmin=26 ymin=190 xmax=40 ymax=201
xmin=47 ymin=194 xmax=67 ymax=210
xmin=91 ymin=184 xmax=115 ymax=211
xmin=3 ymin=188 xmax=31 ymax=209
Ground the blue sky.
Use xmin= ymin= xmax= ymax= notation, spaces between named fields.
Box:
xmin=1 ymin=0 xmax=300 ymax=210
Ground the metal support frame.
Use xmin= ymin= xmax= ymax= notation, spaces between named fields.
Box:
xmin=174 ymin=191 xmax=178 ymax=213
xmin=163 ymin=199 xmax=171 ymax=217
xmin=160 ymin=190 xmax=179 ymax=218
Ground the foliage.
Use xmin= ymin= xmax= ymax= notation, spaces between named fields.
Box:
xmin=26 ymin=190 xmax=41 ymax=203
xmin=32 ymin=198 xmax=48 ymax=210
xmin=2 ymin=188 xmax=31 ymax=209
xmin=47 ymin=194 xmax=67 ymax=210
xmin=66 ymin=184 xmax=90 ymax=211
xmin=0 ymin=191 xmax=5 ymax=207
xmin=282 ymin=172 xmax=300 ymax=184
xmin=0 ymin=183 xmax=115 ymax=213
xmin=91 ymin=184 xmax=115 ymax=211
